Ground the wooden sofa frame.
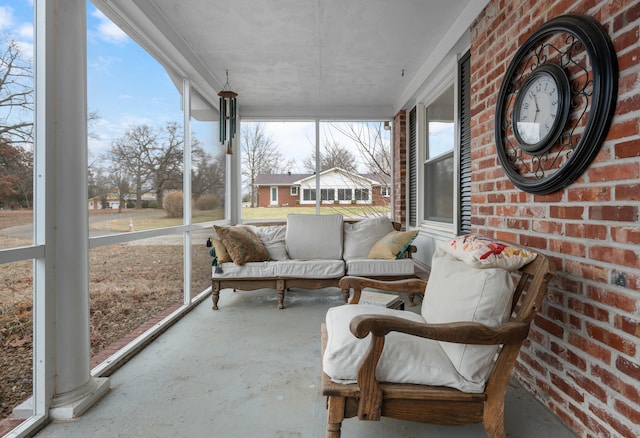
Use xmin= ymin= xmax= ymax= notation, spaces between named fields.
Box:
xmin=211 ymin=221 xmax=416 ymax=310
xmin=321 ymin=243 xmax=555 ymax=437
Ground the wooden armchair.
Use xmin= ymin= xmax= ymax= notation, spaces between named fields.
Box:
xmin=321 ymin=242 xmax=555 ymax=438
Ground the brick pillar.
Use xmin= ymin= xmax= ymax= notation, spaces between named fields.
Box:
xmin=392 ymin=110 xmax=407 ymax=229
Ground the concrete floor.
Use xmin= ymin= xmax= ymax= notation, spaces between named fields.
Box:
xmin=33 ymin=288 xmax=578 ymax=438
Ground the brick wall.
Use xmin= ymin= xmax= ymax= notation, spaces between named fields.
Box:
xmin=470 ymin=1 xmax=640 ymax=436
xmin=393 ymin=110 xmax=407 ymax=229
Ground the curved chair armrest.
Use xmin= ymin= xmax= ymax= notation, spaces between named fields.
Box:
xmin=338 ymin=276 xmax=427 ymax=304
xmin=348 ymin=314 xmax=531 ymax=422
xmin=350 ymin=314 xmax=531 ymax=346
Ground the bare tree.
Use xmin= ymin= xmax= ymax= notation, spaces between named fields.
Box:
xmin=241 ymin=122 xmax=292 ymax=207
xmin=110 ymin=124 xmax=157 ymax=209
xmin=303 ymin=140 xmax=357 ymax=173
xmin=151 ymin=122 xmax=184 ymax=207
xmin=329 ymin=122 xmax=391 ymax=178
xmin=0 ymin=36 xmax=33 ymax=146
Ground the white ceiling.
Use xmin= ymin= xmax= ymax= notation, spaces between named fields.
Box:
xmin=94 ymin=0 xmax=488 ymax=119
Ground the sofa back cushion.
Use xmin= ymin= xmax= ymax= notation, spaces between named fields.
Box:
xmin=422 ymin=247 xmax=515 ymax=384
xmin=343 ymin=216 xmax=394 ymax=259
xmin=285 ymin=214 xmax=344 ymax=260
xmin=253 ymin=225 xmax=288 ymax=261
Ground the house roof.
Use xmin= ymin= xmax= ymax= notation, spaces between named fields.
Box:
xmin=254 ymin=173 xmax=312 ymax=186
xmin=255 ymin=167 xmax=390 ymax=186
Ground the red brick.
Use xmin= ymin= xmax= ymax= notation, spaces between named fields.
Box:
xmin=614 ymin=315 xmax=640 ymax=338
xmin=614 ymin=399 xmax=640 ymax=426
xmin=565 ymin=223 xmax=608 ymax=240
xmin=550 ymin=205 xmax=584 ymax=220
xmin=568 ymin=332 xmax=612 ymax=364
xmin=616 ymin=183 xmax=640 ymax=201
xmin=534 ymin=314 xmax=565 ymax=339
xmin=532 ymin=220 xmax=563 ymax=235
xmin=616 ymin=355 xmax=640 ymax=382
xmin=587 ymin=285 xmax=637 ymax=313
xmin=614 ymin=139 xmax=640 ymax=159
xmin=551 ymin=373 xmax=584 ymax=403
xmin=567 ymin=185 xmax=611 ymax=202
xmin=567 ymin=297 xmax=609 ymax=323
xmin=589 ymin=205 xmax=638 ymax=221
xmin=549 ymin=239 xmax=586 ymax=257
xmin=605 ymin=117 xmax=639 ymax=140
xmin=589 ymin=403 xmax=637 ymax=438
xmin=567 ymin=370 xmax=607 ymax=402
xmin=586 ymin=322 xmax=636 ymax=355
xmin=564 ymin=260 xmax=608 ymax=284
xmin=592 ymin=363 xmax=640 ymax=402
xmin=589 ymin=245 xmax=639 ymax=269
xmin=612 ymin=226 xmax=640 ymax=244
xmin=551 ymin=341 xmax=587 ymax=371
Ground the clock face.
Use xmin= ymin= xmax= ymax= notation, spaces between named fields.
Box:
xmin=515 ymin=74 xmax=559 ymax=145
xmin=512 ymin=64 xmax=570 ymax=154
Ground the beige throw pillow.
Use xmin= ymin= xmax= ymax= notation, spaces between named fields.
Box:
xmin=367 ymin=230 xmax=418 ymax=259
xmin=214 ymin=225 xmax=270 ymax=265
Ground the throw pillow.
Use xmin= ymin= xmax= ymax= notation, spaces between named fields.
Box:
xmin=367 ymin=230 xmax=418 ymax=260
xmin=442 ymin=233 xmax=537 ymax=271
xmin=210 ymin=237 xmax=231 ymax=263
xmin=214 ymin=225 xmax=270 ymax=265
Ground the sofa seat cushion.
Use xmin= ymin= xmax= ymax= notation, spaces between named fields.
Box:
xmin=323 ymin=304 xmax=484 ymax=393
xmin=275 ymin=259 xmax=345 ymax=279
xmin=212 ymin=261 xmax=278 ymax=278
xmin=344 ymin=258 xmax=415 ymax=276
xmin=422 ymin=247 xmax=515 ymax=385
xmin=285 ymin=214 xmax=344 ymax=260
xmin=343 ymin=217 xmax=394 ymax=259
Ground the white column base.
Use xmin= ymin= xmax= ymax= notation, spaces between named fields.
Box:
xmin=49 ymin=377 xmax=110 ymax=421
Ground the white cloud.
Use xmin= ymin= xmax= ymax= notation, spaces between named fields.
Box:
xmin=90 ymin=55 xmax=122 ymax=75
xmin=92 ymin=9 xmax=129 ymax=46
xmin=0 ymin=6 xmax=14 ymax=32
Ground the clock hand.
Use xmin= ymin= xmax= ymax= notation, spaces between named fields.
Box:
xmin=532 ymin=93 xmax=540 ymax=122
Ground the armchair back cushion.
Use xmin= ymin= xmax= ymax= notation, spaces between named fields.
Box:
xmin=422 ymin=247 xmax=514 ymax=383
xmin=285 ymin=214 xmax=344 ymax=260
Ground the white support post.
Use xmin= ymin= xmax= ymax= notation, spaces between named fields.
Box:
xmin=42 ymin=0 xmax=109 ymax=420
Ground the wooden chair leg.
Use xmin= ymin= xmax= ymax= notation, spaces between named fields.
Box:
xmin=326 ymin=395 xmax=345 ymax=438
xmin=211 ymin=289 xmax=219 ymax=310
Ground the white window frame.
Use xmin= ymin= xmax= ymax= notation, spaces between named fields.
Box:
xmin=290 ymin=186 xmax=298 ymax=196
xmin=415 ymin=58 xmax=460 ymax=237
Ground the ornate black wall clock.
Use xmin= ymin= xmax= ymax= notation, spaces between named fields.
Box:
xmin=494 ymin=14 xmax=618 ymax=194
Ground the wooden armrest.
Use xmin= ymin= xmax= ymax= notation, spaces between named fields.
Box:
xmin=339 ymin=276 xmax=427 ymax=304
xmin=349 ymin=314 xmax=531 ymax=421
xmin=350 ymin=314 xmax=531 ymax=346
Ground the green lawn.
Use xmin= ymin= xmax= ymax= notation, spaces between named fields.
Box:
xmin=89 ymin=206 xmax=390 ymax=231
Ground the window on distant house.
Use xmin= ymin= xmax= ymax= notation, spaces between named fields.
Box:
xmin=303 ymin=188 xmax=316 ymax=201
xmin=321 ymin=188 xmax=335 ymax=201
xmin=381 ymin=186 xmax=390 ymax=197
xmin=290 ymin=186 xmax=298 ymax=196
xmin=354 ymin=188 xmax=369 ymax=201
xmin=338 ymin=188 xmax=352 ymax=201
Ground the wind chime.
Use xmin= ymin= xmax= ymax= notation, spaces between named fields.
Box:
xmin=218 ymin=70 xmax=238 ymax=154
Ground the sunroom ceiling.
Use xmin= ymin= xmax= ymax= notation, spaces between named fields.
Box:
xmin=93 ymin=0 xmax=489 ymax=119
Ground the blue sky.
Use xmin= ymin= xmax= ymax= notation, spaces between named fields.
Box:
xmin=1 ymin=0 xmax=184 ymax=161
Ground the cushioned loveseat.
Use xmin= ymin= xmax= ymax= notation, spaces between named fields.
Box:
xmin=210 ymin=214 xmax=418 ymax=309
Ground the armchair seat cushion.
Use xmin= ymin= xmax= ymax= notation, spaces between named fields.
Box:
xmin=323 ymin=304 xmax=486 ymax=393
